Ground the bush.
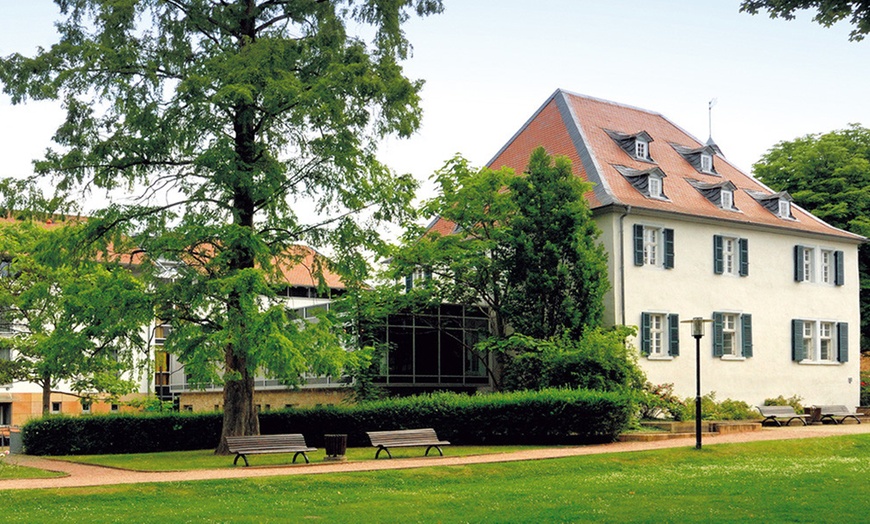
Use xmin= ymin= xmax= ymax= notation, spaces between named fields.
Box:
xmin=502 ymin=327 xmax=645 ymax=393
xmin=637 ymin=383 xmax=688 ymax=421
xmin=23 ymin=389 xmax=634 ymax=455
xmin=764 ymin=395 xmax=804 ymax=412
xmin=860 ymin=372 xmax=870 ymax=406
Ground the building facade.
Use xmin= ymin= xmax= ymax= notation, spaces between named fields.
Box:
xmin=471 ymin=89 xmax=864 ymax=406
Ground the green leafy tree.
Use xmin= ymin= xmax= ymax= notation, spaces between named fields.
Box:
xmin=0 ymin=221 xmax=152 ymax=415
xmin=0 ymin=0 xmax=442 ymax=452
xmin=751 ymin=124 xmax=870 ymax=351
xmin=504 ymin=147 xmax=609 ymax=339
xmin=740 ymin=1 xmax=870 ymax=41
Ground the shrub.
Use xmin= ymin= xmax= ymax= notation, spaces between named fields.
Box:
xmin=501 ymin=327 xmax=645 ymax=393
xmin=860 ymin=371 xmax=870 ymax=407
xmin=637 ymin=383 xmax=688 ymax=421
xmin=764 ymin=395 xmax=804 ymax=412
xmin=23 ymin=389 xmax=634 ymax=455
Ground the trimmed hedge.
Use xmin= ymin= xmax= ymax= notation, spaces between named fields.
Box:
xmin=22 ymin=388 xmax=633 ymax=455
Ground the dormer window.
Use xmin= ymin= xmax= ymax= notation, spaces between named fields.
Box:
xmin=613 ymin=165 xmax=669 ymax=200
xmin=700 ymin=153 xmax=713 ymax=173
xmin=672 ymin=144 xmax=719 ymax=175
xmin=746 ymin=190 xmax=794 ymax=219
xmin=721 ymin=189 xmax=734 ymax=210
xmin=635 ymin=139 xmax=649 ymax=160
xmin=648 ymin=176 xmax=662 ymax=198
xmin=605 ymin=129 xmax=655 ymax=163
xmin=687 ymin=179 xmax=739 ymax=211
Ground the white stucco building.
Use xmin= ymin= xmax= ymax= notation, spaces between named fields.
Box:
xmin=476 ymin=89 xmax=864 ymax=406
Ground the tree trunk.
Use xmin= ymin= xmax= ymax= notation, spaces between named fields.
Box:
xmin=41 ymin=373 xmax=51 ymax=415
xmin=215 ymin=3 xmax=262 ymax=454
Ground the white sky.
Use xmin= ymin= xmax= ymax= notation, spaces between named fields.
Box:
xmin=2 ymin=1 xmax=869 ymax=209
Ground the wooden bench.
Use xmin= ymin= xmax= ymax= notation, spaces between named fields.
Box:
xmin=225 ymin=434 xmax=316 ymax=466
xmin=814 ymin=405 xmax=865 ymax=425
xmin=367 ymin=428 xmax=450 ymax=459
xmin=756 ymin=406 xmax=810 ymax=427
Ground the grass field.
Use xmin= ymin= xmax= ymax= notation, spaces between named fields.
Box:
xmin=2 ymin=434 xmax=869 ymax=522
xmin=55 ymin=445 xmax=548 ymax=471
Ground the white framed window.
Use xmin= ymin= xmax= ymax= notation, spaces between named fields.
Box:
xmin=643 ymin=227 xmax=659 ymax=265
xmin=794 ymin=319 xmax=845 ymax=363
xmin=819 ymin=322 xmax=834 ymax=361
xmin=635 ymin=139 xmax=649 ymax=160
xmin=721 ymin=314 xmax=738 ymax=356
xmin=649 ymin=314 xmax=664 ymax=356
xmin=82 ymin=401 xmax=91 ymax=414
xmin=713 ymin=312 xmax=752 ymax=358
xmin=641 ymin=312 xmax=679 ymax=358
xmin=721 ymin=190 xmax=733 ymax=210
xmin=700 ymin=153 xmax=713 ymax=173
xmin=778 ymin=200 xmax=791 ymax=218
xmin=722 ymin=237 xmax=736 ymax=275
xmin=648 ymin=176 xmax=662 ymax=198
xmin=634 ymin=225 xmax=674 ymax=269
xmin=802 ymin=247 xmax=814 ymax=282
xmin=820 ymin=250 xmax=833 ymax=284
xmin=51 ymin=402 xmax=62 ymax=414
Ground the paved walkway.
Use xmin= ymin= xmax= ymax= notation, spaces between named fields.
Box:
xmin=3 ymin=423 xmax=870 ymax=491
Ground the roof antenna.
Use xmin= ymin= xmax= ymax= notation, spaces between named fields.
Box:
xmin=706 ymin=98 xmax=722 ymax=155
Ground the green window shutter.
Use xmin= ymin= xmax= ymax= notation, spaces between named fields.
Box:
xmin=837 ymin=322 xmax=848 ymax=363
xmin=834 ymin=250 xmax=844 ymax=286
xmin=640 ymin=312 xmax=651 ymax=356
xmin=792 ymin=319 xmax=805 ymax=361
xmin=712 ymin=312 xmax=724 ymax=357
xmin=668 ymin=313 xmax=680 ymax=356
xmin=664 ymin=228 xmax=675 ymax=269
xmin=404 ymin=274 xmax=413 ymax=292
xmin=633 ymin=225 xmax=644 ymax=266
xmin=793 ymin=245 xmax=804 ymax=282
xmin=741 ymin=314 xmax=753 ymax=357
xmin=739 ymin=238 xmax=749 ymax=276
xmin=713 ymin=235 xmax=723 ymax=274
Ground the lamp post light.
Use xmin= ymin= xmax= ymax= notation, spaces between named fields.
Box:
xmin=683 ymin=317 xmax=712 ymax=450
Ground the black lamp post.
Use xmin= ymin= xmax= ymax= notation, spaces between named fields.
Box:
xmin=684 ymin=317 xmax=711 ymax=450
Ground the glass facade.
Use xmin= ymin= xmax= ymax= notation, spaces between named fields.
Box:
xmin=371 ymin=305 xmax=492 ymax=388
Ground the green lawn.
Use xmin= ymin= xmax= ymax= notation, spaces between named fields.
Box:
xmin=4 ymin=435 xmax=870 ymax=522
xmin=55 ymin=445 xmax=547 ymax=471
xmin=0 ymin=460 xmax=65 ymax=480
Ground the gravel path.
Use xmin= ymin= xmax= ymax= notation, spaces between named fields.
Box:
xmin=4 ymin=423 xmax=870 ymax=491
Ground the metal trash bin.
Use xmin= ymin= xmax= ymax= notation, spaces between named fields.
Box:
xmin=323 ymin=434 xmax=347 ymax=462
xmin=9 ymin=428 xmax=22 ymax=454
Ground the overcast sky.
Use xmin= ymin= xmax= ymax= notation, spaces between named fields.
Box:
xmin=2 ymin=1 xmax=869 ymax=210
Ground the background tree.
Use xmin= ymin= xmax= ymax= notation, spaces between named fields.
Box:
xmin=740 ymin=1 xmax=870 ymax=41
xmin=0 ymin=221 xmax=152 ymax=415
xmin=504 ymin=147 xmax=609 ymax=339
xmin=0 ymin=0 xmax=441 ymax=451
xmin=383 ymin=149 xmax=610 ymax=387
xmin=751 ymin=124 xmax=870 ymax=351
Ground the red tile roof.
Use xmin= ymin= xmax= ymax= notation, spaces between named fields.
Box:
xmin=481 ymin=89 xmax=864 ymax=241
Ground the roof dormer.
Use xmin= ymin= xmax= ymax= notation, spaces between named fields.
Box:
xmin=746 ymin=190 xmax=794 ymax=219
xmin=687 ymin=179 xmax=739 ymax=211
xmin=672 ymin=144 xmax=719 ymax=175
xmin=614 ymin=165 xmax=669 ymax=200
xmin=605 ymin=129 xmax=655 ymax=163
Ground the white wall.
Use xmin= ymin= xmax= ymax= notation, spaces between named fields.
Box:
xmin=598 ymin=208 xmax=861 ymax=408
